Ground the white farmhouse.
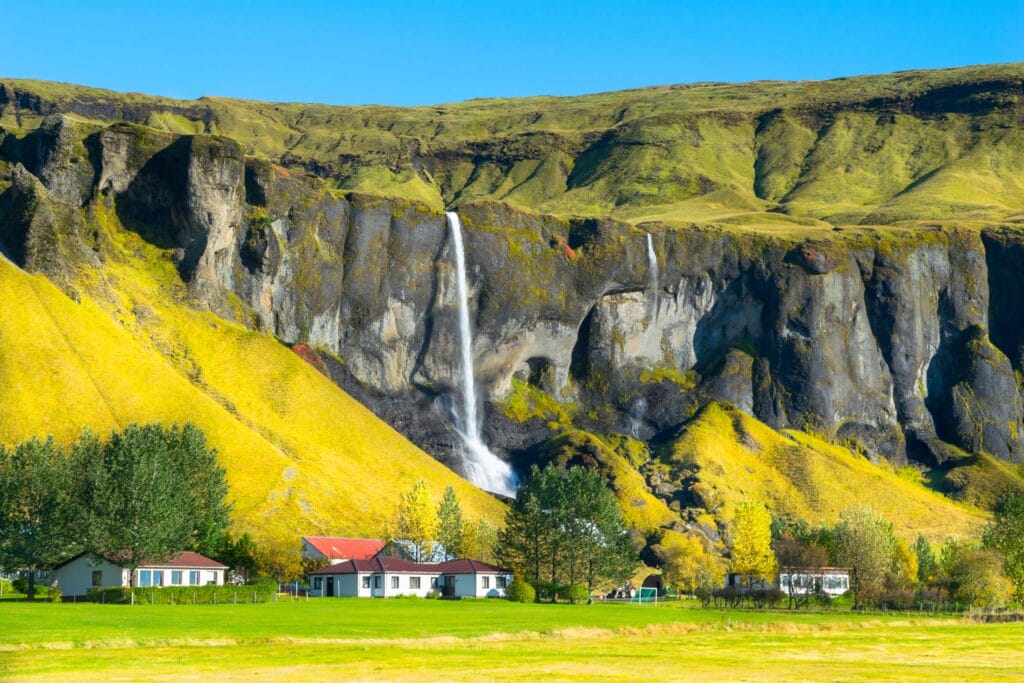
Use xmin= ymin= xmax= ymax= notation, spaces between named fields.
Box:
xmin=308 ymin=557 xmax=513 ymax=598
xmin=54 ymin=551 xmax=227 ymax=598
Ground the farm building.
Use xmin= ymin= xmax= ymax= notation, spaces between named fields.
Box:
xmin=725 ymin=567 xmax=851 ymax=597
xmin=53 ymin=552 xmax=227 ymax=598
xmin=307 ymin=557 xmax=513 ymax=598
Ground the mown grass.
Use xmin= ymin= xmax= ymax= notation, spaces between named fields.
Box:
xmin=0 ymin=599 xmax=1020 ymax=681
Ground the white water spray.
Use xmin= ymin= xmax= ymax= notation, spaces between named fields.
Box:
xmin=447 ymin=211 xmax=517 ymax=497
xmin=646 ymin=232 xmax=659 ymax=317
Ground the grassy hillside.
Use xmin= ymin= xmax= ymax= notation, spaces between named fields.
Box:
xmin=661 ymin=403 xmax=990 ymax=541
xmin=3 ymin=63 xmax=1023 ymax=229
xmin=0 ymin=203 xmax=505 ymax=551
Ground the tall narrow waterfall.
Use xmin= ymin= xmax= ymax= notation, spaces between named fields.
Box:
xmin=447 ymin=211 xmax=517 ymax=497
xmin=646 ymin=232 xmax=659 ymax=318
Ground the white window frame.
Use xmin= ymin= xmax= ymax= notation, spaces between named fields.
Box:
xmin=481 ymin=576 xmax=490 ymax=589
xmin=391 ymin=576 xmax=400 ymax=589
xmin=362 ymin=575 xmax=371 ymax=589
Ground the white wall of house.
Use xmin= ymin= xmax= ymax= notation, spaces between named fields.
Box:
xmin=452 ymin=572 xmax=511 ymax=598
xmin=134 ymin=567 xmax=224 ymax=588
xmin=54 ymin=555 xmax=127 ymax=596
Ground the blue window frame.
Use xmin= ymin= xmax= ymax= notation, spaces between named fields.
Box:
xmin=171 ymin=571 xmax=183 ymax=585
xmin=153 ymin=570 xmax=164 ymax=586
xmin=138 ymin=570 xmax=151 ymax=587
xmin=189 ymin=571 xmax=199 ymax=585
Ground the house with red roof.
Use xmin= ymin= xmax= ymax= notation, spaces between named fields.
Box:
xmin=301 ymin=536 xmax=386 ymax=564
xmin=53 ymin=551 xmax=227 ymax=597
xmin=308 ymin=557 xmax=513 ymax=599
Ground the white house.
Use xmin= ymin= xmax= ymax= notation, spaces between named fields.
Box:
xmin=301 ymin=536 xmax=386 ymax=565
xmin=308 ymin=557 xmax=513 ymax=598
xmin=54 ymin=551 xmax=227 ymax=597
xmin=725 ymin=566 xmax=851 ymax=597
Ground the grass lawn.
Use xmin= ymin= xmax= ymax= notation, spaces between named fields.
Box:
xmin=1 ymin=599 xmax=1022 ymax=680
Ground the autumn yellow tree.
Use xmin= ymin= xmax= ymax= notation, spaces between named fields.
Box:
xmin=653 ymin=532 xmax=723 ymax=595
xmin=731 ymin=499 xmax=777 ymax=582
xmin=396 ymin=479 xmax=437 ymax=561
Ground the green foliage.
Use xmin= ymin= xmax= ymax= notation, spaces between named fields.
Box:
xmin=652 ymin=532 xmax=724 ymax=595
xmin=563 ymin=583 xmax=591 ymax=604
xmin=913 ymin=534 xmax=939 ymax=583
xmin=0 ymin=437 xmax=83 ymax=599
xmin=944 ymin=546 xmax=1013 ymax=609
xmin=505 ymin=578 xmax=536 ymax=603
xmin=497 ymin=464 xmax=636 ymax=595
xmin=436 ymin=486 xmax=465 ymax=560
xmin=983 ymin=492 xmax=1024 ymax=601
xmin=87 ymin=579 xmax=277 ymax=605
xmin=80 ymin=423 xmax=230 ymax=581
xmin=831 ymin=505 xmax=903 ymax=607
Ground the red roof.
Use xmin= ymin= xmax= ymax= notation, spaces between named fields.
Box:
xmin=140 ymin=552 xmax=227 ymax=569
xmin=303 ymin=536 xmax=385 ymax=561
xmin=308 ymin=557 xmax=511 ymax=576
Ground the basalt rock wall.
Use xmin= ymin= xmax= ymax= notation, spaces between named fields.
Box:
xmin=2 ymin=117 xmax=1023 ymax=476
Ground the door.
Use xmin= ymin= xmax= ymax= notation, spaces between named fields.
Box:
xmin=326 ymin=576 xmax=334 ymax=597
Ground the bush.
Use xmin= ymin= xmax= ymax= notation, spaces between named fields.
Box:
xmin=12 ymin=578 xmax=28 ymax=595
xmin=49 ymin=586 xmax=62 ymax=603
xmin=563 ymin=583 xmax=591 ymax=604
xmin=506 ymin=578 xmax=536 ymax=604
xmin=87 ymin=580 xmax=277 ymax=605
xmin=751 ymin=588 xmax=784 ymax=609
xmin=534 ymin=581 xmax=563 ymax=602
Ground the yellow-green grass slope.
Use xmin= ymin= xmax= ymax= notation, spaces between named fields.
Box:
xmin=662 ymin=403 xmax=988 ymax=542
xmin=4 ymin=63 xmax=1023 ymax=230
xmin=0 ymin=205 xmax=504 ymax=552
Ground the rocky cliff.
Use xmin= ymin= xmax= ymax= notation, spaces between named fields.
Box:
xmin=2 ymin=66 xmax=1023 ymax=547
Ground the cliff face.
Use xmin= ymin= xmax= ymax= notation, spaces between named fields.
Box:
xmin=2 ymin=68 xmax=1024 ymax=545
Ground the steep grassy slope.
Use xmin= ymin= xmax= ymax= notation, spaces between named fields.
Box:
xmin=0 ymin=207 xmax=505 ymax=551
xmin=3 ymin=63 xmax=1023 ymax=228
xmin=661 ymin=404 xmax=990 ymax=541
xmin=537 ymin=404 xmax=992 ymax=544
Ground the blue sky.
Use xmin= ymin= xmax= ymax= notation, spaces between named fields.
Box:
xmin=2 ymin=1 xmax=1021 ymax=105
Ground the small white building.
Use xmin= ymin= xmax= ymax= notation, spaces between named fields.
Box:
xmin=54 ymin=551 xmax=227 ymax=597
xmin=308 ymin=557 xmax=513 ymax=599
xmin=725 ymin=566 xmax=851 ymax=597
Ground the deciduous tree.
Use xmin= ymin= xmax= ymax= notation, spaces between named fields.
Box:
xmin=731 ymin=499 xmax=776 ymax=582
xmin=831 ymin=504 xmax=898 ymax=608
xmin=0 ymin=438 xmax=83 ymax=599
xmin=983 ymin=492 xmax=1024 ymax=601
xmin=396 ymin=479 xmax=436 ymax=561
xmin=436 ymin=486 xmax=464 ymax=560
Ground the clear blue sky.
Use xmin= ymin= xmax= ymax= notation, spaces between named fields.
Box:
xmin=2 ymin=1 xmax=1021 ymax=105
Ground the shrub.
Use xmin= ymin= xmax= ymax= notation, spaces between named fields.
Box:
xmin=751 ymin=588 xmax=784 ymax=609
xmin=87 ymin=580 xmax=277 ymax=605
xmin=562 ymin=583 xmax=591 ymax=604
xmin=49 ymin=586 xmax=62 ymax=603
xmin=506 ymin=578 xmax=536 ymax=603
xmin=12 ymin=578 xmax=28 ymax=595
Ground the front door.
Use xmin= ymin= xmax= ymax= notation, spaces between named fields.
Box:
xmin=326 ymin=576 xmax=334 ymax=597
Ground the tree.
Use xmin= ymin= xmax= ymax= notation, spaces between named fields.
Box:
xmin=0 ymin=438 xmax=83 ymax=599
xmin=463 ymin=516 xmax=498 ymax=564
xmin=983 ymin=492 xmax=1024 ymax=601
xmin=81 ymin=423 xmax=230 ymax=586
xmin=653 ymin=533 xmax=715 ymax=595
xmin=912 ymin=534 xmax=938 ymax=583
xmin=947 ymin=547 xmax=1013 ymax=609
xmin=831 ymin=505 xmax=898 ymax=608
xmin=497 ymin=464 xmax=635 ymax=597
xmin=731 ymin=499 xmax=777 ymax=582
xmin=436 ymin=486 xmax=464 ymax=560
xmin=395 ymin=479 xmax=436 ymax=561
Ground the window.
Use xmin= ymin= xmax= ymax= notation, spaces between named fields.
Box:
xmin=189 ymin=571 xmax=199 ymax=586
xmin=481 ymin=576 xmax=490 ymax=589
xmin=497 ymin=575 xmax=507 ymax=589
xmin=391 ymin=576 xmax=399 ymax=589
xmin=153 ymin=570 xmax=164 ymax=587
xmin=430 ymin=577 xmax=438 ymax=588
xmin=410 ymin=577 xmax=421 ymax=589
xmin=171 ymin=571 xmax=183 ymax=586
xmin=91 ymin=570 xmax=103 ymax=588
xmin=138 ymin=570 xmax=152 ymax=587
xmin=362 ymin=576 xmax=371 ymax=589
xmin=373 ymin=575 xmax=382 ymax=589
xmin=313 ymin=577 xmax=323 ymax=590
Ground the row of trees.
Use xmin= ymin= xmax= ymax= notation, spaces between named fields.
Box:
xmin=497 ymin=464 xmax=636 ymax=599
xmin=0 ymin=424 xmax=247 ymax=598
xmin=383 ymin=481 xmax=498 ymax=562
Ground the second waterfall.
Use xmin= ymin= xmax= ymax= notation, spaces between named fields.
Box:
xmin=446 ymin=211 xmax=518 ymax=497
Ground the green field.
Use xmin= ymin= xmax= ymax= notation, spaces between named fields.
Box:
xmin=1 ymin=599 xmax=1021 ymax=680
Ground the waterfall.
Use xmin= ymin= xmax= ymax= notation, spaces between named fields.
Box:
xmin=446 ymin=211 xmax=517 ymax=497
xmin=646 ymin=232 xmax=659 ymax=318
